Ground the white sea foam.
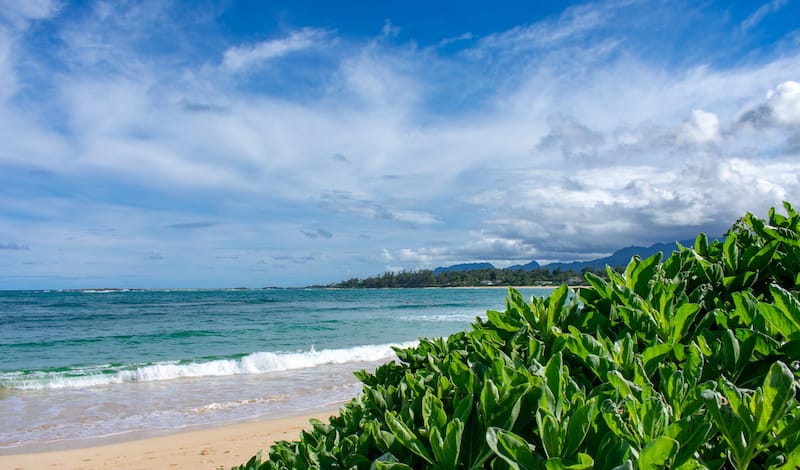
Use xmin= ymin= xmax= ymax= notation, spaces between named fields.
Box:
xmin=2 ymin=341 xmax=418 ymax=391
xmin=399 ymin=313 xmax=485 ymax=322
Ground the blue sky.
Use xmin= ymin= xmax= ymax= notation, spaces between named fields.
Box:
xmin=1 ymin=0 xmax=799 ymax=289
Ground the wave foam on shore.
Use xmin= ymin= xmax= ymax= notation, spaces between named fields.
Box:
xmin=1 ymin=341 xmax=418 ymax=390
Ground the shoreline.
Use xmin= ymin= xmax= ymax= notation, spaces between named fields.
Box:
xmin=0 ymin=407 xmax=341 ymax=469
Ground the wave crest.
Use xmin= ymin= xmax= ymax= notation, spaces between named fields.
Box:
xmin=1 ymin=341 xmax=418 ymax=390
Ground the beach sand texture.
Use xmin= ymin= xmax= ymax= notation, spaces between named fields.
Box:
xmin=0 ymin=411 xmax=332 ymax=470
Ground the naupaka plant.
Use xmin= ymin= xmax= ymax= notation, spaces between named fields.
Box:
xmin=232 ymin=202 xmax=800 ymax=470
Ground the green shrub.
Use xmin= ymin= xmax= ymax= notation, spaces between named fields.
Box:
xmin=233 ymin=203 xmax=800 ymax=469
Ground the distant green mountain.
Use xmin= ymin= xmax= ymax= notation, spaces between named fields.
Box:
xmin=538 ymin=239 xmax=697 ymax=272
xmin=435 ymin=239 xmax=701 ymax=273
xmin=504 ymin=260 xmax=541 ymax=271
xmin=432 ymin=262 xmax=496 ymax=274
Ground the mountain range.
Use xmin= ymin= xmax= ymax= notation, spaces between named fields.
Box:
xmin=434 ymin=239 xmax=701 ymax=274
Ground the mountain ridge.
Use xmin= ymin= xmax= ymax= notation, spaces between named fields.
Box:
xmin=434 ymin=239 xmax=699 ymax=274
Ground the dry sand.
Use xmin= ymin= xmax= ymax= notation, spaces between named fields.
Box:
xmin=0 ymin=409 xmax=338 ymax=470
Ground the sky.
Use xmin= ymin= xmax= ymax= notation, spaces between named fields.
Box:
xmin=1 ymin=0 xmax=799 ymax=289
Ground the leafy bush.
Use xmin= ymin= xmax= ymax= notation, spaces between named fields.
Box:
xmin=233 ymin=203 xmax=800 ymax=469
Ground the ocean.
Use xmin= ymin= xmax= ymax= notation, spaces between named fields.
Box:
xmin=0 ymin=287 xmax=552 ymax=452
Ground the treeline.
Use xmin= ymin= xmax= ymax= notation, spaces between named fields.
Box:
xmin=328 ymin=266 xmax=619 ymax=288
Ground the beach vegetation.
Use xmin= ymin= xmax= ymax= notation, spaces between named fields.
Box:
xmin=233 ymin=202 xmax=800 ymax=469
xmin=328 ymin=266 xmax=613 ymax=288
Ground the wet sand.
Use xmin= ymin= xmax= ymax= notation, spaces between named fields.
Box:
xmin=0 ymin=409 xmax=337 ymax=470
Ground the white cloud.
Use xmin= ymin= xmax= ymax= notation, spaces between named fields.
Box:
xmin=2 ymin=1 xmax=800 ymax=287
xmin=681 ymin=109 xmax=720 ymax=144
xmin=737 ymin=80 xmax=800 ymax=131
xmin=741 ymin=0 xmax=789 ymax=32
xmin=0 ymin=0 xmax=59 ymax=103
xmin=222 ymin=28 xmax=329 ymax=70
xmin=476 ymin=1 xmax=611 ymax=54
xmin=0 ymin=0 xmax=60 ymax=29
xmin=766 ymin=80 xmax=800 ymax=125
xmin=380 ymin=20 xmax=400 ymax=39
xmin=0 ymin=28 xmax=15 ymax=102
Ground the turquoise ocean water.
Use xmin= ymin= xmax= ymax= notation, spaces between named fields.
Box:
xmin=0 ymin=287 xmax=552 ymax=452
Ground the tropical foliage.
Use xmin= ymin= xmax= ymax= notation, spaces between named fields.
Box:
xmin=233 ymin=202 xmax=800 ymax=469
xmin=329 ymin=266 xmax=612 ymax=288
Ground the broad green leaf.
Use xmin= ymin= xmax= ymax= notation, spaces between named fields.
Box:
xmin=486 ymin=427 xmax=539 ymax=470
xmin=371 ymin=453 xmax=414 ymax=470
xmin=745 ymin=239 xmax=779 ymax=272
xmin=384 ymin=411 xmax=434 ymax=464
xmin=428 ymin=426 xmax=446 ymax=466
xmin=701 ymin=389 xmax=748 ymax=466
xmin=443 ymin=419 xmax=464 ymax=469
xmin=422 ymin=391 xmax=448 ymax=432
xmin=372 ymin=427 xmax=396 ymax=453
xmin=665 ymin=418 xmax=712 ymax=468
xmin=481 ymin=379 xmax=501 ymax=421
xmin=723 ymin=234 xmax=739 ymax=272
xmin=488 ymin=309 xmax=522 ymax=332
xmin=607 ymin=371 xmax=637 ymax=399
xmin=584 ymin=272 xmax=611 ymax=298
xmin=639 ymin=397 xmax=670 ymax=442
xmin=544 ymin=353 xmax=564 ymax=416
xmin=601 ymin=399 xmax=636 ymax=443
xmin=762 ymin=412 xmax=800 ymax=452
xmin=638 ymin=436 xmax=678 ymax=469
xmin=757 ymin=361 xmax=795 ymax=435
xmin=627 ymin=252 xmax=662 ymax=297
xmin=454 ymin=394 xmax=473 ymax=424
xmin=539 ymin=413 xmax=562 ymax=459
xmin=564 ymin=398 xmax=597 ymax=458
xmin=694 ymin=233 xmax=709 ymax=256
xmin=671 ymin=303 xmax=700 ymax=343
xmin=763 ymin=284 xmax=800 ymax=338
xmin=641 ymin=342 xmax=673 ymax=376
xmin=720 ymin=329 xmax=741 ymax=375
xmin=544 ymin=454 xmax=594 ymax=470
xmin=548 ymin=284 xmax=570 ymax=330
xmin=684 ymin=342 xmax=703 ymax=386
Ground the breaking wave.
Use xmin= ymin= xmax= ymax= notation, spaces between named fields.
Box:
xmin=0 ymin=341 xmax=418 ymax=391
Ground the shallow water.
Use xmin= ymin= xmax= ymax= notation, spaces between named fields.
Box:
xmin=0 ymin=287 xmax=552 ymax=451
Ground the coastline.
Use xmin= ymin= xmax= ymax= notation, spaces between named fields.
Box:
xmin=0 ymin=407 xmax=340 ymax=470
xmin=0 ymin=288 xmax=534 ymax=465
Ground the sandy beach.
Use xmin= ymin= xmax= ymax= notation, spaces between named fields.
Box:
xmin=0 ymin=288 xmax=535 ymax=467
xmin=0 ymin=409 xmax=337 ymax=470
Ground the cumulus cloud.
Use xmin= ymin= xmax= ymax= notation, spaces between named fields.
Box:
xmin=681 ymin=109 xmax=721 ymax=144
xmin=222 ymin=28 xmax=329 ymax=70
xmin=2 ymin=1 xmax=800 ymax=288
xmin=537 ymin=115 xmax=605 ymax=161
xmin=766 ymin=81 xmax=800 ymax=126
xmin=738 ymin=81 xmax=800 ymax=131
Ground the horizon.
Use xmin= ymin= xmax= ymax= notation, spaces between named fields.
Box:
xmin=1 ymin=1 xmax=799 ymax=290
xmin=1 ymin=232 xmax=713 ymax=290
